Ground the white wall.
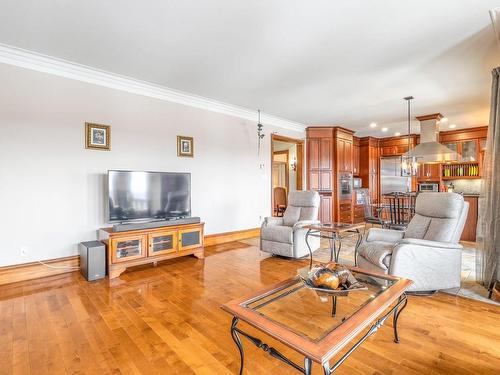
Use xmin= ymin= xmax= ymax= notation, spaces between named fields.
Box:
xmin=0 ymin=63 xmax=304 ymax=267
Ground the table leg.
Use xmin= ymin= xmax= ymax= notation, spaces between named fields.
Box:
xmin=231 ymin=317 xmax=244 ymax=375
xmin=331 ymin=295 xmax=337 ymax=317
xmin=305 ymin=229 xmax=313 ymax=269
xmin=323 ymin=361 xmax=332 ymax=375
xmin=354 ymin=229 xmax=362 ymax=267
xmin=329 ymin=236 xmax=334 ymax=262
xmin=331 ymin=233 xmax=342 ymax=263
xmin=393 ymin=293 xmax=408 ymax=343
xmin=304 ymin=357 xmax=313 ymax=375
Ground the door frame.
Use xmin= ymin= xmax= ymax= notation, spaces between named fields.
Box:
xmin=270 ymin=134 xmax=305 ymax=215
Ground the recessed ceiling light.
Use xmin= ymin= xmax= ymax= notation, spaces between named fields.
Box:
xmin=381 ymin=127 xmax=388 ymax=132
xmin=449 ymin=124 xmax=457 ymax=129
xmin=440 ymin=117 xmax=448 ymax=123
xmin=369 ymin=122 xmax=377 ymax=128
xmin=395 ymin=132 xmax=401 ymax=136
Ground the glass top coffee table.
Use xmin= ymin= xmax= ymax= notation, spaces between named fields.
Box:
xmin=304 ymin=222 xmax=363 ymax=268
xmin=221 ymin=266 xmax=412 ymax=374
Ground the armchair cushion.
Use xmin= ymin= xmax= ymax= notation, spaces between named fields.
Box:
xmin=423 ymin=218 xmax=458 ymax=242
xmin=365 ymin=228 xmax=404 ymax=243
xmin=358 ymin=241 xmax=394 ymax=269
xmin=299 ymin=207 xmax=316 ymax=221
xmin=261 ymin=225 xmax=293 ymax=244
xmin=404 ymin=214 xmax=431 ymax=239
xmin=283 ymin=206 xmax=301 ymax=226
xmin=415 ymin=192 xmax=464 ymax=219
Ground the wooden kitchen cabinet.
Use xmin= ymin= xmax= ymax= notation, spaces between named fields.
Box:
xmin=460 ymin=196 xmax=478 ymax=241
xmin=359 ymin=137 xmax=380 ymax=204
xmin=319 ymin=193 xmax=332 ymax=223
xmin=336 ymin=138 xmax=353 ymax=172
xmin=320 ymin=138 xmax=332 ymax=169
xmin=307 ymin=138 xmax=320 ymax=170
xmin=418 ymin=163 xmax=441 ymax=181
xmin=353 ymin=141 xmax=360 ymax=176
xmin=306 ymin=128 xmax=334 ymax=195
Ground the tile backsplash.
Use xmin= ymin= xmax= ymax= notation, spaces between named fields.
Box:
xmin=445 ymin=179 xmax=482 ymax=195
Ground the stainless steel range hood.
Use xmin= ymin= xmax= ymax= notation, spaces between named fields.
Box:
xmin=403 ymin=113 xmax=459 ymax=163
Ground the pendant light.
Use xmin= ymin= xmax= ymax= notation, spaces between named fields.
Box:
xmin=401 ymin=96 xmax=418 ymax=177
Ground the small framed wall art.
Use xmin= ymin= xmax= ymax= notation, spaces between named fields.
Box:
xmin=85 ymin=122 xmax=111 ymax=151
xmin=177 ymin=135 xmax=194 ymax=157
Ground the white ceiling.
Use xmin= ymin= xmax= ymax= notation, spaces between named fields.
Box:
xmin=0 ymin=0 xmax=499 ymax=136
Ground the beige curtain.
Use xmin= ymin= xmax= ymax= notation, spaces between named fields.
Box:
xmin=477 ymin=67 xmax=500 ymax=290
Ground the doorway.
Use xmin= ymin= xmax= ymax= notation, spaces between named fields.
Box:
xmin=271 ymin=134 xmax=304 ymax=216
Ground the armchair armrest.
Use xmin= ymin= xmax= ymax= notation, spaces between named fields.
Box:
xmin=262 ymin=217 xmax=284 ymax=227
xmin=390 ymin=240 xmax=463 ymax=291
xmin=397 ymin=238 xmax=463 ymax=249
xmin=365 ymin=228 xmax=404 ymax=243
xmin=292 ymin=220 xmax=321 ymax=230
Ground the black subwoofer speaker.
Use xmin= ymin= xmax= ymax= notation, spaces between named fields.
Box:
xmin=79 ymin=241 xmax=106 ymax=281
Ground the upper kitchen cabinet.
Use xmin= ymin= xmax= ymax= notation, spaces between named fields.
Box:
xmin=461 ymin=140 xmax=478 ymax=162
xmin=333 ymin=127 xmax=354 ymax=173
xmin=379 ymin=135 xmax=418 ymax=157
xmin=418 ymin=163 xmax=441 ymax=181
xmin=353 ymin=137 xmax=360 ymax=176
xmin=439 ymin=126 xmax=488 ymax=163
xmin=442 ymin=140 xmax=478 ymax=162
xmin=306 ymin=127 xmax=334 ymax=192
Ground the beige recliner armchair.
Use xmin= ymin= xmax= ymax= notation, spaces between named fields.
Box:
xmin=261 ymin=191 xmax=321 ymax=258
xmin=356 ymin=192 xmax=469 ymax=292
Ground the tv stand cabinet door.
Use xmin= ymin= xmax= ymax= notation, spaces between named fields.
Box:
xmin=148 ymin=230 xmax=178 ymax=257
xmin=178 ymin=227 xmax=203 ymax=251
xmin=110 ymin=234 xmax=147 ymax=264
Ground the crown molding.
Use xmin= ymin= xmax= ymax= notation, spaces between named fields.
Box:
xmin=0 ymin=43 xmax=305 ymax=133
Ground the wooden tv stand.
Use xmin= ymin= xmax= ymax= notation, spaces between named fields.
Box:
xmin=99 ymin=222 xmax=204 ymax=279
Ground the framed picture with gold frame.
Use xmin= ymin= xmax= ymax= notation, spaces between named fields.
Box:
xmin=177 ymin=135 xmax=194 ymax=157
xmin=85 ymin=122 xmax=111 ymax=151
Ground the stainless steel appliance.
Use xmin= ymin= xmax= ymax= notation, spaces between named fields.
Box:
xmin=418 ymin=182 xmax=439 ymax=192
xmin=380 ymin=156 xmax=411 ymax=194
xmin=339 ymin=172 xmax=353 ymax=200
xmin=353 ymin=177 xmax=362 ymax=189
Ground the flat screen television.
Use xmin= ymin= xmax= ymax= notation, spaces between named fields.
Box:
xmin=107 ymin=170 xmax=191 ymax=222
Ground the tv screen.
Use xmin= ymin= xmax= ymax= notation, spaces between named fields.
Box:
xmin=108 ymin=170 xmax=191 ymax=222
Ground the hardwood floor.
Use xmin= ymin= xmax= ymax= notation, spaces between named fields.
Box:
xmin=0 ymin=240 xmax=499 ymax=374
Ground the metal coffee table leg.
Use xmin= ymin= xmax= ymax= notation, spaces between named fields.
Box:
xmin=231 ymin=317 xmax=244 ymax=375
xmin=393 ymin=294 xmax=408 ymax=343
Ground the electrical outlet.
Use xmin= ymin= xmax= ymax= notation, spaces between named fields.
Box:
xmin=20 ymin=246 xmax=29 ymax=257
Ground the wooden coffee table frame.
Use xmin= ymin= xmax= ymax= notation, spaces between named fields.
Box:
xmin=221 ymin=268 xmax=412 ymax=374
